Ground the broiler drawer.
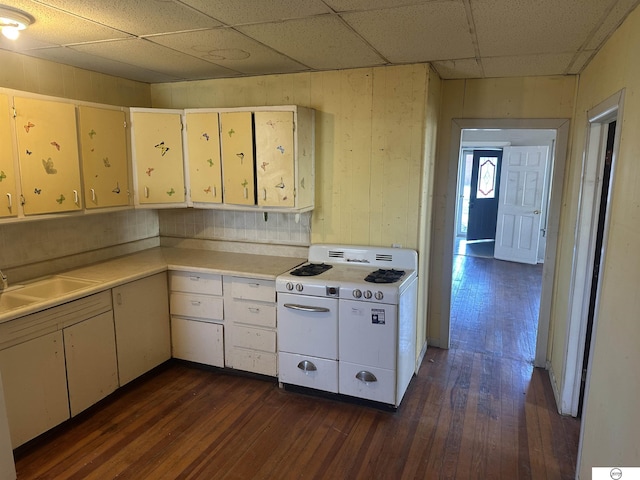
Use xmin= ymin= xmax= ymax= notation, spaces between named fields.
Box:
xmin=278 ymin=352 xmax=338 ymax=393
xmin=170 ymin=292 xmax=223 ymax=321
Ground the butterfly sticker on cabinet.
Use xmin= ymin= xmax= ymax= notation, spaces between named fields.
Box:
xmin=24 ymin=122 xmax=35 ymax=133
xmin=202 ymin=132 xmax=210 ymax=141
xmin=42 ymin=158 xmax=57 ymax=174
xmin=155 ymin=141 xmax=169 ymax=156
xmin=260 ymin=162 xmax=269 ymax=171
xmin=56 ymin=194 xmax=65 ymax=204
xmin=34 ymin=188 xmax=41 ymax=195
xmin=146 ymin=168 xmax=154 ymax=176
xmin=0 ymin=171 xmax=5 ymax=182
xmin=103 ymin=157 xmax=111 ymax=167
xmin=277 ymin=145 xmax=285 ymax=154
xmin=167 ymin=188 xmax=175 ymax=196
xmin=51 ymin=141 xmax=61 ymax=151
xmin=204 ymin=186 xmax=212 ymax=194
xmin=89 ymin=129 xmax=97 ymax=139
xmin=26 ymin=150 xmax=32 ymax=155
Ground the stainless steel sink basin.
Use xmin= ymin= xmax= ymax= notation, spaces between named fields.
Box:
xmin=17 ymin=276 xmax=98 ymax=299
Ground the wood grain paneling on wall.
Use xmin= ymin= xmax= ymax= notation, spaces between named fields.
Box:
xmin=150 ymin=64 xmax=430 ymax=250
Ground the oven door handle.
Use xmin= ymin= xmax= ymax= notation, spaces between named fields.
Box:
xmin=283 ymin=303 xmax=330 ymax=313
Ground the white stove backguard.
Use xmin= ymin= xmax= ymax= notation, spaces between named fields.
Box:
xmin=308 ymin=244 xmax=418 ymax=271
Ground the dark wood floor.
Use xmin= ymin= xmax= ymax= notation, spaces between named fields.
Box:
xmin=14 ymin=254 xmax=580 ymax=479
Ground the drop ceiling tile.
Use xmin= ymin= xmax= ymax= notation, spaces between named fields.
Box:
xmin=472 ymin=0 xmax=611 ymax=57
xmin=237 ymin=15 xmax=386 ymax=70
xmin=181 ymin=0 xmax=331 ymax=25
xmin=324 ymin=0 xmax=442 ymax=12
xmin=70 ymin=39 xmax=240 ymax=81
xmin=23 ymin=46 xmax=181 ymax=83
xmin=584 ymin=0 xmax=640 ymax=50
xmin=341 ymin=2 xmax=474 ymax=63
xmin=149 ymin=29 xmax=308 ymax=76
xmin=0 ymin=0 xmax=131 ymax=46
xmin=32 ymin=0 xmax=221 ymax=36
xmin=482 ymin=53 xmax=575 ymax=78
xmin=432 ymin=58 xmax=484 ymax=79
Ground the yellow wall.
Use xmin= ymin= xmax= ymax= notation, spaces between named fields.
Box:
xmin=568 ymin=6 xmax=640 ymax=478
xmin=430 ymin=76 xmax=577 ymax=345
xmin=0 ymin=49 xmax=150 ymax=106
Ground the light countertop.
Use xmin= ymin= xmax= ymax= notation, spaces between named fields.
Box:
xmin=0 ymin=247 xmax=306 ymax=324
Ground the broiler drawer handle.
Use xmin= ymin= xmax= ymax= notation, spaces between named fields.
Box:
xmin=284 ymin=303 xmax=330 ymax=313
xmin=355 ymin=371 xmax=377 ymax=383
xmin=297 ymin=360 xmax=317 ymax=372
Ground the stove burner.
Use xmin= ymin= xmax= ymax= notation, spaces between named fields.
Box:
xmin=290 ymin=263 xmax=333 ymax=277
xmin=365 ymin=268 xmax=405 ymax=284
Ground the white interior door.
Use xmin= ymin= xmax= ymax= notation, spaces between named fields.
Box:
xmin=494 ymin=146 xmax=549 ymax=264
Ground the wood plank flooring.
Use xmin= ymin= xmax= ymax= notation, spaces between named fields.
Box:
xmin=14 ymin=254 xmax=580 ymax=479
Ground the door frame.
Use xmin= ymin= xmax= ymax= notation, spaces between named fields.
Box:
xmin=562 ymin=90 xmax=623 ymax=417
xmin=442 ymin=118 xmax=570 ymax=367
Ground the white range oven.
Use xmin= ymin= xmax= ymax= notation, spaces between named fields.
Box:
xmin=276 ymin=244 xmax=418 ymax=408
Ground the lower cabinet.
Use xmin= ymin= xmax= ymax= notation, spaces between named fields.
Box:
xmin=64 ymin=311 xmax=119 ymax=416
xmin=0 ymin=291 xmax=116 ymax=448
xmin=224 ymin=276 xmax=278 ymax=376
xmin=0 ymin=331 xmax=69 ymax=448
xmin=169 ymin=271 xmax=224 ymax=367
xmin=113 ymin=273 xmax=171 ymax=386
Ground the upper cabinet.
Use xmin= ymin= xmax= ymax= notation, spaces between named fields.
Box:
xmin=184 ymin=110 xmax=222 ymax=205
xmin=14 ymin=97 xmax=82 ymax=215
xmin=0 ymin=94 xmax=17 ymax=218
xmin=130 ymin=108 xmax=186 ymax=207
xmin=78 ymin=106 xmax=130 ymax=209
xmin=220 ymin=111 xmax=256 ymax=206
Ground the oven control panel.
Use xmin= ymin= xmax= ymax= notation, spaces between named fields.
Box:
xmin=352 ymin=289 xmax=384 ymax=301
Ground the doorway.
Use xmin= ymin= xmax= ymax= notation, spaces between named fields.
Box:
xmin=441 ymin=119 xmax=570 ymax=369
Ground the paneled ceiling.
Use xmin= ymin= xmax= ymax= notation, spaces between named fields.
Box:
xmin=0 ymin=0 xmax=639 ymax=84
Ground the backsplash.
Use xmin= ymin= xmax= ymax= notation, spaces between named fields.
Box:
xmin=159 ymin=209 xmax=311 ymax=246
xmin=0 ymin=209 xmax=159 ymax=281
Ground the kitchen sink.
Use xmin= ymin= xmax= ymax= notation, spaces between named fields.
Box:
xmin=0 ymin=292 xmax=40 ymax=311
xmin=17 ymin=275 xmax=98 ymax=299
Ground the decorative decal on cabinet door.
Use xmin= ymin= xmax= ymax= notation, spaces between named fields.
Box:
xmin=0 ymin=171 xmax=5 ymax=182
xmin=154 ymin=141 xmax=170 ymax=156
xmin=78 ymin=106 xmax=129 ymax=208
xmin=15 ymin=97 xmax=82 ymax=215
xmin=255 ymin=111 xmax=294 ymax=207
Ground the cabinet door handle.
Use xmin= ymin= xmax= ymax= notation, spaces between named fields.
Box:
xmin=116 ymin=293 xmax=122 ymax=305
xmin=6 ymin=193 xmax=11 ymax=209
xmin=144 ymin=186 xmax=149 ymax=198
xmin=91 ymin=188 xmax=96 ymax=202
xmin=244 ymin=187 xmax=248 ymax=199
xmin=263 ymin=188 xmax=267 ymax=201
xmin=73 ymin=190 xmax=79 ymax=205
xmin=213 ymin=186 xmax=217 ymax=198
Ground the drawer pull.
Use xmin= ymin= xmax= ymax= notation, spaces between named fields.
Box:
xmin=248 ymin=307 xmax=260 ymax=314
xmin=284 ymin=303 xmax=330 ymax=313
xmin=297 ymin=360 xmax=317 ymax=372
xmin=355 ymin=371 xmax=377 ymax=383
xmin=190 ymin=300 xmax=201 ymax=306
xmin=189 ymin=276 xmax=200 ymax=281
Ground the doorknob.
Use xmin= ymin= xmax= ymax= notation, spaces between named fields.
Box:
xmin=533 ymin=210 xmax=540 ymax=215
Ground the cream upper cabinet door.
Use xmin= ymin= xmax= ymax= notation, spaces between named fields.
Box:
xmin=14 ymin=97 xmax=82 ymax=215
xmin=185 ymin=111 xmax=222 ymax=204
xmin=130 ymin=109 xmax=186 ymax=206
xmin=78 ymin=106 xmax=129 ymax=209
xmin=220 ymin=111 xmax=255 ymax=205
xmin=0 ymin=94 xmax=17 ymax=218
xmin=255 ymin=111 xmax=295 ymax=207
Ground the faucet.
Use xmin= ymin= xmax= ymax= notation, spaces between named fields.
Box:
xmin=0 ymin=270 xmax=7 ymax=291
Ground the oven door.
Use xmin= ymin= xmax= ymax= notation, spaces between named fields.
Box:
xmin=277 ymin=293 xmax=338 ymax=359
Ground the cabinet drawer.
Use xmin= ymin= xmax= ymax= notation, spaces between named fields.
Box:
xmin=227 ymin=298 xmax=276 ymax=328
xmin=232 ymin=325 xmax=276 ymax=352
xmin=172 ymin=318 xmax=224 ymax=367
xmin=230 ymin=277 xmax=275 ymax=302
xmin=278 ymin=352 xmax=338 ymax=393
xmin=231 ymin=347 xmax=277 ymax=376
xmin=170 ymin=293 xmax=223 ymax=321
xmin=170 ymin=272 xmax=222 ymax=295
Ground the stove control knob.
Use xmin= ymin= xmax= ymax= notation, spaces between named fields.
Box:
xmin=296 ymin=283 xmax=304 ymax=292
xmin=353 ymin=289 xmax=362 ymax=299
xmin=375 ymin=291 xmax=384 ymax=300
xmin=286 ymin=282 xmax=294 ymax=291
xmin=364 ymin=290 xmax=372 ymax=299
